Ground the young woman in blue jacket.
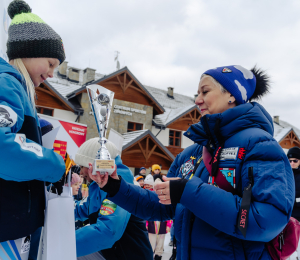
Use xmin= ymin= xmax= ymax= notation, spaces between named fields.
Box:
xmin=0 ymin=1 xmax=66 ymax=259
xmin=93 ymin=65 xmax=294 ymax=260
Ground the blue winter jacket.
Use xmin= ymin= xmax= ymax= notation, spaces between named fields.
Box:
xmin=0 ymin=58 xmax=65 ymax=242
xmin=74 ymin=155 xmax=133 ymax=257
xmin=107 ymin=102 xmax=295 ymax=260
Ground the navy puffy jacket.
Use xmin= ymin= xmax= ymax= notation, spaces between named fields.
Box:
xmin=108 ymin=102 xmax=295 ymax=260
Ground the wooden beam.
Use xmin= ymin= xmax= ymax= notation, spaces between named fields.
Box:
xmin=145 ymin=137 xmax=149 ymax=163
xmin=116 ymin=75 xmax=124 ymax=91
xmin=127 ymin=85 xmax=145 ymax=95
xmin=177 ymin=117 xmax=193 ymax=122
xmin=124 ymin=79 xmax=134 ymax=92
xmin=123 ymin=73 xmax=127 ymax=93
xmin=152 ymin=152 xmax=172 ymax=161
xmin=122 ymin=150 xmax=141 ymax=155
xmin=147 ymin=145 xmax=157 ymax=160
xmin=138 ymin=142 xmax=147 ymax=160
xmin=101 ymin=81 xmax=120 ymax=85
xmin=37 ymin=87 xmax=56 ymax=98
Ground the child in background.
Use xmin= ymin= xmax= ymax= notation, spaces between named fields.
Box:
xmin=145 ymin=178 xmax=172 ymax=260
xmin=65 ymin=172 xmax=81 ymax=196
xmin=144 ymin=174 xmax=154 ymax=190
xmin=135 ymin=175 xmax=145 ymax=188
xmin=152 ymin=164 xmax=163 ymax=182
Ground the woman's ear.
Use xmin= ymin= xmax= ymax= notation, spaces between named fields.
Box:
xmin=228 ymin=94 xmax=236 ymax=104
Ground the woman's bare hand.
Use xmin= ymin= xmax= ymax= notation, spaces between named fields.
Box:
xmin=154 ymin=175 xmax=181 ymax=205
xmin=88 ymin=163 xmax=118 ymax=188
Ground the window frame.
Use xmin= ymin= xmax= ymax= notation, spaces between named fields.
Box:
xmin=36 ymin=106 xmax=54 ymax=116
xmin=168 ymin=129 xmax=181 ymax=147
xmin=127 ymin=121 xmax=144 ymax=132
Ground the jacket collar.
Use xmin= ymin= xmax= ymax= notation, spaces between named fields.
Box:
xmin=184 ymin=102 xmax=274 ymax=148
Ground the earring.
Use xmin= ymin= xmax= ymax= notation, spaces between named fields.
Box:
xmin=229 ymin=100 xmax=232 ymax=103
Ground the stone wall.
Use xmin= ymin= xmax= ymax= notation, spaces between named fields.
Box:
xmin=79 ymin=93 xmax=153 ymax=141
xmin=108 ymin=99 xmax=153 ymax=135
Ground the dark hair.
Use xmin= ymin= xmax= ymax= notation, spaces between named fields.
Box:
xmin=249 ymin=66 xmax=270 ymax=101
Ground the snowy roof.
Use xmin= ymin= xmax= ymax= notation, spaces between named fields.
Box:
xmin=153 ymin=104 xmax=198 ymax=127
xmin=122 ymin=130 xmax=148 ymax=148
xmin=143 ymin=85 xmax=195 ymax=109
xmin=47 ymin=65 xmax=197 ymax=118
xmin=47 ymin=67 xmax=104 ymax=98
xmin=273 ymin=119 xmax=300 ymax=142
xmin=122 ymin=129 xmax=175 ymax=160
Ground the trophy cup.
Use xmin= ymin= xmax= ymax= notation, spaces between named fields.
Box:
xmin=86 ymin=84 xmax=115 ymax=175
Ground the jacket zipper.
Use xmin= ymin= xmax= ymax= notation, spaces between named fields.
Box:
xmin=202 ymin=117 xmax=216 ymax=150
xmin=28 ymin=182 xmax=31 ymax=214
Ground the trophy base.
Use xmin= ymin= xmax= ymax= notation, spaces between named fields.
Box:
xmin=93 ymin=159 xmax=116 ymax=175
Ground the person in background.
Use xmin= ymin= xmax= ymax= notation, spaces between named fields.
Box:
xmin=72 ymin=165 xmax=83 ymax=201
xmin=135 ymin=175 xmax=145 ymax=188
xmin=144 ymin=174 xmax=154 ymax=190
xmin=169 ymin=221 xmax=174 ymax=246
xmin=75 ymin=138 xmax=153 ymax=260
xmin=65 ymin=172 xmax=81 ymax=196
xmin=146 ymin=178 xmax=172 ymax=260
xmin=152 ymin=164 xmax=163 ymax=182
xmin=139 ymin=167 xmax=147 ymax=177
xmin=287 ymin=146 xmax=300 ymax=260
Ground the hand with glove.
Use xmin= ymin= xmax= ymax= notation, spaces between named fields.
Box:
xmin=49 ymin=172 xmax=66 ymax=195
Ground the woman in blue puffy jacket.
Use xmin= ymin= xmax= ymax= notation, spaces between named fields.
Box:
xmin=93 ymin=65 xmax=295 ymax=260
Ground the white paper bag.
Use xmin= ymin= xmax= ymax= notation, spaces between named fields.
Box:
xmin=38 ymin=174 xmax=76 ymax=260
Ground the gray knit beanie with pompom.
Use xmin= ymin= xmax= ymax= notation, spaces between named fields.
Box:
xmin=75 ymin=138 xmax=120 ymax=168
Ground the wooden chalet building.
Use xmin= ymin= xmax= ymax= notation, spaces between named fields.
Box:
xmin=36 ymin=62 xmax=300 ymax=175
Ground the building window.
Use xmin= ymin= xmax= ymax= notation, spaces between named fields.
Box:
xmin=169 ymin=130 xmax=181 ymax=147
xmin=36 ymin=107 xmax=54 ymax=116
xmin=127 ymin=122 xmax=143 ymax=132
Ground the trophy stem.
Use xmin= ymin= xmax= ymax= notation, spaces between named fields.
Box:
xmin=95 ymin=138 xmax=111 ymax=160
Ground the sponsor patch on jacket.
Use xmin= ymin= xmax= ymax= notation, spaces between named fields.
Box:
xmin=0 ymin=105 xmax=17 ymax=127
xmin=180 ymin=156 xmax=196 ymax=179
xmin=220 ymin=168 xmax=236 ymax=188
xmin=220 ymin=147 xmax=239 ymax=160
xmin=100 ymin=199 xmax=117 ymax=215
xmin=14 ymin=134 xmax=43 ymax=157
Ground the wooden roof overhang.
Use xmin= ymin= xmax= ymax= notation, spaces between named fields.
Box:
xmin=279 ymin=129 xmax=300 ymax=149
xmin=67 ymin=67 xmax=165 ymax=116
xmin=167 ymin=106 xmax=201 ymax=131
xmin=36 ymin=81 xmax=83 ymax=115
xmin=122 ymin=130 xmax=175 ymax=169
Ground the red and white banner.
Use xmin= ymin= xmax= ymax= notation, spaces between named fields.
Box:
xmin=39 ymin=114 xmax=87 ymax=159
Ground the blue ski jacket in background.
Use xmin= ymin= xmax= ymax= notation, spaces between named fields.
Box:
xmin=74 ymin=156 xmax=133 ymax=257
xmin=0 ymin=57 xmax=65 ymax=242
xmin=106 ymin=102 xmax=295 ymax=260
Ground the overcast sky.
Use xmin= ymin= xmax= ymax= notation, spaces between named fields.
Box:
xmin=28 ymin=0 xmax=300 ymax=128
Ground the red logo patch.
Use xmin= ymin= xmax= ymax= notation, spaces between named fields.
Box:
xmin=238 ymin=148 xmax=246 ymax=160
